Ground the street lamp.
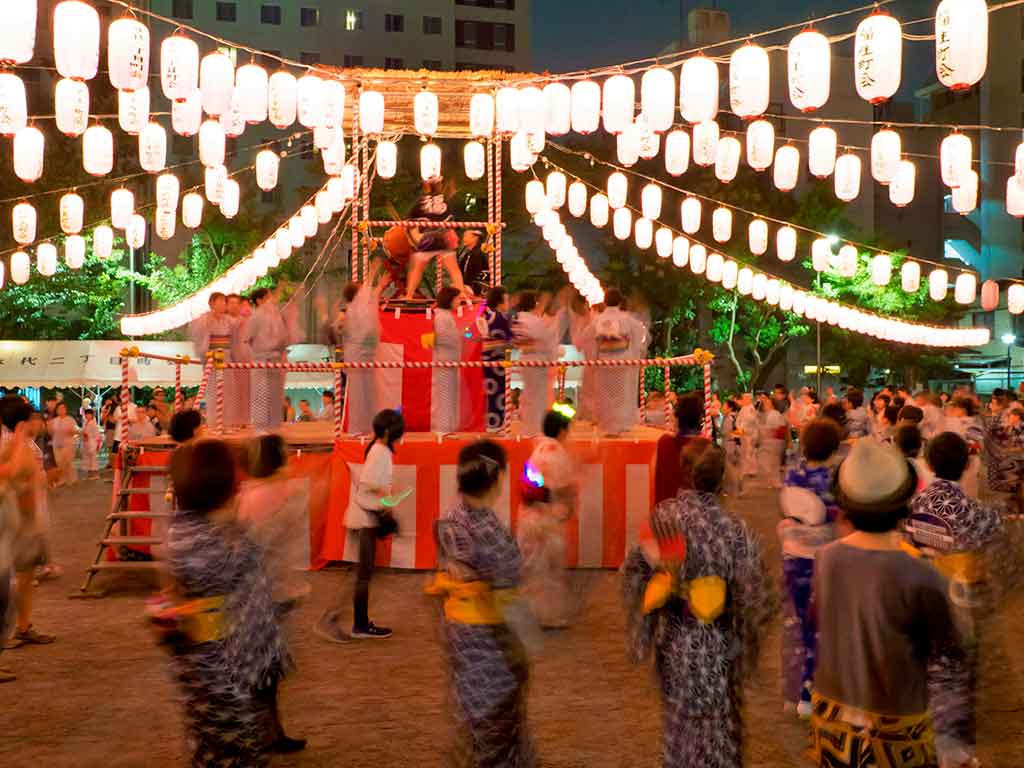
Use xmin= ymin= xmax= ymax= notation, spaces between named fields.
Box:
xmin=1002 ymin=333 xmax=1016 ymax=390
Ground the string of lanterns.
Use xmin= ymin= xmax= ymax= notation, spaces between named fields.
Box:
xmin=534 ymin=220 xmax=604 ymax=307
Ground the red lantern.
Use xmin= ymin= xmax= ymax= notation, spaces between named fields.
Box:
xmin=981 ymin=279 xmax=999 ymax=311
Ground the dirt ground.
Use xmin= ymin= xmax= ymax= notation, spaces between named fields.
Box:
xmin=3 ymin=477 xmax=1024 ymax=767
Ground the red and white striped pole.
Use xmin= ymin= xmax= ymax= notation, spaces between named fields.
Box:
xmin=663 ymin=364 xmax=673 ymax=425
xmin=703 ymin=362 xmax=713 ymax=437
xmin=174 ymin=360 xmax=183 ymax=413
xmin=494 ymin=138 xmax=503 ymax=285
xmin=503 ymin=363 xmax=514 ymax=434
xmin=215 ymin=352 xmax=226 ymax=432
xmin=486 ymin=136 xmax=495 ymax=287
xmin=639 ymin=366 xmax=647 ymax=424
xmin=333 ymin=367 xmax=344 ymax=443
xmin=196 ymin=356 xmax=212 ymax=406
xmin=120 ymin=353 xmax=130 ymax=445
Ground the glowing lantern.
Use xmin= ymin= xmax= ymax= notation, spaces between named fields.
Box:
xmin=681 ymin=197 xmax=701 ymax=234
xmin=835 ymin=153 xmax=862 ymax=201
xmin=545 ymin=172 xmax=567 ymax=209
xmin=606 ymin=172 xmax=628 ymax=209
xmin=589 ymin=193 xmax=609 ymax=227
xmin=469 ymin=93 xmax=494 ymax=137
xmin=715 ymin=137 xmax=741 ymax=183
xmin=314 ymin=123 xmax=337 ymax=151
xmin=220 ymin=179 xmax=240 ymax=219
xmin=855 ymin=11 xmax=902 ymax=103
xmin=315 ymin=191 xmax=332 ymax=224
xmin=93 ymin=225 xmax=113 ymax=259
xmin=808 ymin=125 xmax=837 ymax=178
xmin=322 ymin=135 xmax=345 ymax=176
xmin=409 ymin=89 xmax=438 ymax=137
xmin=198 ymin=120 xmax=225 ymax=168
xmin=613 ymin=208 xmax=632 ymax=240
xmin=0 ymin=73 xmax=27 ymax=136
xmin=616 ymin=122 xmax=641 ymax=166
xmin=777 ymin=226 xmax=797 ymax=262
xmin=205 ymin=165 xmax=227 ymax=204
xmin=495 ymin=87 xmax=519 ymax=134
xmin=792 ymin=291 xmax=807 ymax=316
xmin=160 ymin=35 xmax=199 ymax=103
xmin=219 ymin=92 xmax=245 ymax=138
xmin=525 ymin=180 xmax=546 ymax=214
xmin=636 ymin=114 xmax=660 ymax=159
xmin=789 ymin=28 xmax=830 ymax=112
xmin=515 ymin=87 xmax=543 ymax=137
xmin=730 ymin=43 xmax=770 ymax=119
xmin=526 ymin=129 xmax=545 ymax=155
xmin=464 ymin=141 xmax=485 ymax=181
xmin=655 ymin=227 xmax=673 ymax=258
xmin=692 ymin=120 xmax=719 ymax=167
xmin=370 ymin=139 xmax=395 ymax=180
xmin=55 ymin=78 xmax=89 ymax=137
xmin=640 ymin=68 xmax=675 ymax=133
xmin=602 ymin=75 xmax=634 ymax=135
xmin=420 ymin=143 xmax=442 ymax=181
xmin=635 ymin=217 xmax=653 ymax=249
xmin=293 ymin=74 xmax=323 ymax=129
xmin=779 ymin=283 xmax=794 ymax=310
xmin=118 ymin=86 xmax=149 ymax=135
xmin=12 ymin=202 xmax=35 ymax=244
xmin=543 ymin=82 xmax=571 ymax=136
xmin=837 ymin=244 xmax=859 ymax=278
xmin=871 ymin=129 xmax=901 ymax=184
xmin=126 ymin=214 xmax=146 ymax=249
xmin=664 ymin=130 xmax=690 ymax=176
xmin=901 ymin=260 xmax=921 ymax=292
xmin=1010 ymin=285 xmax=1024 ymax=314
xmin=722 ymin=259 xmax=739 ymax=290
xmin=323 ymin=80 xmax=345 ymax=128
xmin=60 ymin=193 xmax=83 ymax=234
xmin=954 ymin=272 xmax=977 ymax=304
xmin=172 ymin=89 xmax=202 ymax=136
xmin=182 ymin=193 xmax=204 ymax=229
xmin=773 ymin=145 xmax=800 ymax=192
xmin=748 ymin=219 xmax=769 ymax=254
xmin=952 ymin=169 xmax=978 ymax=213
xmin=1007 ymin=176 xmax=1024 ymax=217
xmin=289 ymin=216 xmax=305 ymax=249
xmin=751 ymin=273 xmax=768 ymax=301
xmin=235 ymin=64 xmax=268 ymax=124
xmin=737 ymin=267 xmax=754 ymax=295
xmin=0 ymin=1 xmax=36 ymax=64
xmin=110 ymin=188 xmax=134 ymax=230
xmin=357 ymin=90 xmax=384 ymax=134
xmin=64 ymin=236 xmax=85 ymax=269
xmin=11 ymin=252 xmax=29 ymax=284
xmin=711 ymin=207 xmax=732 ymax=243
xmin=132 ymin=123 xmax=165 ymax=174
xmin=275 ymin=230 xmax=292 ymax=261
xmin=640 ymin=184 xmax=662 ymax=220
xmin=55 ymin=1 xmax=100 ymax=80
xmin=689 ymin=244 xmax=707 ymax=275
xmin=680 ymin=56 xmax=719 ymax=123
xmin=929 ymin=268 xmax=949 ymax=301
xmin=13 ymin=126 xmax=43 ymax=183
xmin=981 ymin=280 xmax=1000 ymax=311
xmin=340 ymin=164 xmax=358 ymax=201
xmin=267 ymin=71 xmax=297 ymax=128
xmin=941 ymin=133 xmax=972 ymax=187
xmin=672 ymin=237 xmax=690 ymax=268
xmin=812 ymin=238 xmax=832 ymax=272
xmin=568 ymin=181 xmax=587 ymax=217
xmin=108 ymin=18 xmax=149 ymax=92
xmin=889 ymin=160 xmax=916 ymax=207
xmin=871 ymin=253 xmax=892 ymax=285
xmin=746 ymin=120 xmax=774 ymax=171
xmin=707 ymin=252 xmax=725 ymax=283
xmin=300 ymin=205 xmax=318 ymax=238
xmin=200 ymin=52 xmax=234 ymax=116
xmin=156 ymin=173 xmax=179 ymax=211
xmin=936 ymin=0 xmax=988 ymax=90
xmin=249 ymin=150 xmax=278 ymax=193
xmin=155 ymin=208 xmax=176 ymax=241
xmin=570 ymin=80 xmax=600 ymax=134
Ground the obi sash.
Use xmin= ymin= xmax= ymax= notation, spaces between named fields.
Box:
xmin=208 ymin=333 xmax=231 ymax=350
xmin=425 ymin=573 xmax=517 ymax=625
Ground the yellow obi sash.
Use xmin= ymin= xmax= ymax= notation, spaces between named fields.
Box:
xmin=642 ymin=570 xmax=728 ymax=624
xmin=425 ymin=573 xmax=517 ymax=625
xmin=208 ymin=333 xmax=231 ymax=350
xmin=900 ymin=540 xmax=986 ymax=584
xmin=165 ymin=596 xmax=226 ymax=644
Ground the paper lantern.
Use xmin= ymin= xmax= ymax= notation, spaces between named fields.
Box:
xmin=730 ymin=43 xmax=770 ymax=119
xmin=779 ymin=283 xmax=794 ymax=310
xmin=515 ymin=86 xmax=544 ymax=137
xmin=871 ymin=253 xmax=892 ymax=285
xmin=322 ymin=80 xmax=345 ymax=129
xmin=525 ymin=180 xmax=546 ymax=214
xmin=301 ymin=205 xmax=318 ymax=237
xmin=606 ymin=172 xmax=628 ymax=209
xmin=216 ymin=95 xmax=244 ymax=140
xmin=954 ymin=272 xmax=977 ymax=304
xmin=835 ymin=153 xmax=862 ymax=201
xmin=889 ymin=160 xmax=916 ymax=207
xmin=602 ymin=75 xmax=634 ymax=135
xmin=616 ymin=122 xmax=641 ymax=166
xmin=634 ymin=217 xmax=653 ymax=249
xmin=110 ymin=188 xmax=133 ymax=230
xmin=751 ymin=273 xmax=768 ymax=301
xmin=542 ymin=82 xmax=571 ymax=136
xmin=748 ymin=219 xmax=769 ymax=254
xmin=692 ymin=120 xmax=719 ymax=167
xmin=220 ymin=179 xmax=240 ymax=219
xmin=126 ymin=214 xmax=146 ymax=250
xmin=59 ymin=193 xmax=84 ymax=235
xmin=205 ymin=165 xmax=227 ymax=204
xmin=1010 ymin=285 xmax=1024 ymax=315
xmin=159 ymin=34 xmax=199 ymax=103
xmin=672 ymin=237 xmax=690 ymax=268
xmin=981 ymin=279 xmax=1000 ymax=311
xmin=55 ymin=78 xmax=89 ymax=137
xmin=715 ymin=136 xmax=741 ymax=183
xmin=409 ymin=89 xmax=438 ymax=137
xmin=293 ymin=74 xmax=324 ymax=130
xmin=589 ymin=193 xmax=609 ymax=227
xmin=172 ymin=88 xmax=202 ymax=136
xmin=789 ymin=28 xmax=830 ymax=112
xmin=322 ymin=134 xmax=345 ymax=176
xmin=182 ymin=193 xmax=204 ymax=229
xmin=569 ymin=80 xmax=600 ymax=135
xmin=55 ymin=1 xmax=100 ymax=80
xmin=340 ymin=164 xmax=358 ymax=201
xmin=234 ymin=64 xmax=268 ymax=124
xmin=12 ymin=126 xmax=43 ymax=183
xmin=681 ymin=196 xmax=701 ymax=234
xmin=117 ymin=86 xmax=149 ymax=135
xmin=613 ymin=207 xmax=632 ymax=240
xmin=940 ymin=133 xmax=972 ymax=187
xmin=711 ymin=207 xmax=732 ymax=243
xmin=197 ymin=120 xmax=225 ymax=169
xmin=871 ymin=129 xmax=901 ymax=184
xmin=791 ymin=290 xmax=807 ymax=316
xmin=200 ymin=52 xmax=234 ymax=116
xmin=1016 ymin=142 xmax=1024 ymax=183
xmin=508 ymin=131 xmax=534 ymax=170
xmin=0 ymin=1 xmax=36 ymax=64
xmin=9 ymin=250 xmax=28 ymax=284
xmin=808 ymin=126 xmax=837 ymax=178
xmin=468 ymin=93 xmax=494 ymax=138
xmin=289 ymin=216 xmax=306 ymax=249
xmin=246 ymin=150 xmax=277 ymax=194
xmin=855 ymin=11 xmax=902 ymax=103
xmin=655 ymin=227 xmax=673 ymax=258
xmin=664 ymin=130 xmax=690 ymax=176
xmin=1007 ymin=176 xmax=1024 ymax=217
xmin=773 ymin=145 xmax=800 ymax=191
xmin=777 ymin=226 xmax=797 ymax=262
xmin=313 ymin=123 xmax=338 ymax=151
xmin=706 ymin=252 xmax=725 ymax=283
xmin=12 ymin=202 xmax=35 ymax=245
xmin=837 ymin=244 xmax=859 ymax=278
xmin=526 ymin=129 xmax=545 ymax=155
xmin=929 ymin=268 xmax=949 ymax=301
xmin=567 ymin=181 xmax=587 ymax=217
xmin=680 ymin=56 xmax=719 ymax=123
xmin=812 ymin=238 xmax=832 ymax=272
xmin=463 ymin=140 xmax=485 ymax=181
xmin=420 ymin=143 xmax=442 ymax=181
xmin=495 ymin=87 xmax=519 ymax=134
xmin=315 ymin=191 xmax=333 ymax=224
xmin=267 ymin=71 xmax=297 ymax=128
xmin=689 ymin=244 xmax=707 ymax=275
xmin=640 ymin=68 xmax=675 ymax=133
xmin=91 ymin=225 xmax=113 ymax=260
xmin=901 ymin=260 xmax=921 ymax=292
xmin=636 ymin=115 xmax=660 ymax=160
xmin=273 ymin=230 xmax=291 ymax=261
xmin=746 ymin=120 xmax=774 ymax=171
xmin=635 ymin=183 xmax=660 ymax=220
xmin=108 ymin=18 xmax=149 ymax=92
xmin=65 ymin=236 xmax=85 ymax=269
xmin=952 ymin=169 xmax=978 ymax=213
xmin=737 ymin=267 xmax=754 ymax=295
xmin=367 ymin=139 xmax=394 ymax=180
xmin=0 ymin=73 xmax=27 ymax=136
xmin=546 ymin=172 xmax=567 ymax=209
xmin=936 ymin=0 xmax=988 ymax=90
xmin=357 ymin=90 xmax=384 ymax=134
xmin=722 ymin=259 xmax=739 ymax=290
xmin=155 ymin=173 xmax=179 ymax=213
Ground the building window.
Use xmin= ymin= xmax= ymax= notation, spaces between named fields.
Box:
xmin=384 ymin=57 xmax=404 ymax=69
xmin=261 ymin=5 xmax=282 ymax=25
xmin=456 ymin=0 xmax=517 ymax=7
xmin=345 ymin=10 xmax=364 ymax=31
xmin=385 ymin=14 xmax=404 ymax=32
xmin=299 ymin=51 xmax=321 ymax=65
xmin=423 ymin=59 xmax=443 ymax=70
xmin=493 ymin=23 xmax=508 ymax=49
xmin=215 ymin=2 xmax=237 ymax=22
xmin=343 ymin=54 xmax=364 ymax=67
xmin=457 ymin=20 xmax=476 ymax=46
xmin=456 ymin=21 xmax=514 ymax=50
xmin=300 ymin=8 xmax=319 ymax=27
xmin=423 ymin=16 xmax=443 ymax=35
xmin=456 ymin=61 xmax=481 ymax=71
xmin=172 ymin=0 xmax=194 ymax=20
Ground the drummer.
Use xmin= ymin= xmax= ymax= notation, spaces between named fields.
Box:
xmin=403 ymin=177 xmax=466 ymax=300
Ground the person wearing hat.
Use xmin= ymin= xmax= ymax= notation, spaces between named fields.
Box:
xmin=808 ymin=438 xmax=971 ymax=768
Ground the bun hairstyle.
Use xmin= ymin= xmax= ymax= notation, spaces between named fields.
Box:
xmin=437 ymin=286 xmax=461 ymax=310
xmin=457 ymin=439 xmax=508 ymax=496
xmin=248 ymin=434 xmax=287 ymax=478
xmin=170 ymin=439 xmax=238 ymax=515
xmin=369 ymin=409 xmax=405 ymax=456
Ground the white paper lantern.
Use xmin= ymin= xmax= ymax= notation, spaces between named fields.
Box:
xmin=371 ymin=139 xmax=396 ymax=179
xmin=929 ymin=268 xmax=949 ymax=301
xmin=952 ymin=169 xmax=978 ymax=213
xmin=746 ymin=120 xmax=774 ymax=171
xmin=12 ymin=202 xmax=35 ymax=245
xmin=589 ymin=193 xmax=609 ymax=227
xmin=936 ymin=0 xmax=988 ymax=90
xmin=315 ymin=191 xmax=333 ymax=224
xmin=65 ymin=236 xmax=86 ymax=269
xmin=723 ymin=260 xmax=740 ymax=290
xmin=680 ymin=56 xmax=719 ymax=123
xmin=173 ymin=88 xmax=202 ymax=136
xmin=301 ymin=205 xmax=318 ymax=237
xmin=125 ymin=214 xmax=145 ymax=249
xmin=664 ymin=130 xmax=690 ymax=176
xmin=205 ymin=165 xmax=227 ymax=204
xmin=251 ymin=149 xmax=279 ymax=192
xmin=837 ymin=244 xmax=859 ymax=278
xmin=196 ymin=120 xmax=225 ymax=169
xmin=640 ymin=68 xmax=675 ymax=133
xmin=1007 ymin=176 xmax=1024 ymax=217
xmin=602 ymin=75 xmax=634 ymax=135
xmin=871 ymin=253 xmax=892 ymax=285
xmin=463 ymin=141 xmax=485 ymax=180
xmin=640 ymin=184 xmax=662 ymax=220
xmin=118 ymin=86 xmax=149 ymax=135
xmin=156 ymin=173 xmax=179 ymax=212
xmin=340 ymin=164 xmax=357 ymax=201
xmin=855 ymin=12 xmax=902 ymax=103
xmin=751 ymin=273 xmax=768 ymax=301
xmin=778 ymin=283 xmax=793 ymax=310
xmin=359 ymin=90 xmax=384 ymax=134
xmin=636 ymin=114 xmax=660 ymax=160
xmin=748 ymin=219 xmax=769 ymax=255
xmin=110 ymin=188 xmax=133 ymax=230
xmin=182 ymin=193 xmax=204 ymax=229
xmin=160 ymin=34 xmax=199 ymax=103
xmin=901 ymin=260 xmax=921 ymax=292
xmin=570 ymin=80 xmax=600 ymax=135
xmin=606 ymin=172 xmax=628 ymax=209
xmin=200 ymin=52 xmax=234 ymax=116
xmin=542 ymin=82 xmax=571 ymax=136
xmin=1009 ymin=284 xmax=1024 ymax=314
xmin=495 ymin=87 xmax=519 ymax=134
xmin=525 ymin=180 xmax=546 ymax=214
xmin=707 ymin=252 xmax=725 ymax=283
xmin=954 ymin=272 xmax=977 ymax=304
xmin=777 ymin=226 xmax=797 ymax=262
xmin=59 ymin=193 xmax=83 ymax=235
xmin=0 ymin=73 xmax=27 ymax=136
xmin=889 ymin=160 xmax=916 ymax=207
xmin=108 ymin=18 xmax=149 ymax=92
xmin=10 ymin=251 xmax=29 ymax=284
xmin=322 ymin=80 xmax=345 ymax=128
xmin=655 ymin=227 xmax=673 ymax=258
xmin=616 ymin=122 xmax=641 ymax=166
xmin=514 ymin=87 xmax=543 ymax=137
xmin=294 ymin=74 xmax=324 ymax=129
xmin=672 ymin=237 xmax=690 ymax=268
xmin=634 ymin=217 xmax=653 ymax=249
xmin=773 ymin=145 xmax=800 ymax=191
xmin=220 ymin=92 xmax=246 ymax=138
xmin=55 ymin=1 xmax=100 ymax=80
xmin=136 ymin=122 xmax=166 ymax=173
xmin=274 ymin=229 xmax=292 ymax=261
xmin=788 ymin=28 xmax=830 ymax=112
xmin=692 ymin=120 xmax=719 ymax=167
xmin=54 ymin=78 xmax=89 ymax=137
xmin=420 ymin=143 xmax=442 ymax=181
xmin=322 ymin=135 xmax=345 ymax=176
xmin=835 ymin=153 xmax=862 ymax=201
xmin=267 ymin=71 xmax=297 ymax=128
xmin=525 ymin=129 xmax=545 ymax=155
xmin=681 ymin=196 xmax=701 ymax=234
xmin=940 ymin=132 xmax=972 ymax=187
xmin=289 ymin=216 xmax=305 ymax=249
xmin=567 ymin=181 xmax=587 ymax=217
xmin=546 ymin=172 xmax=567 ymax=209
xmin=0 ymin=1 xmax=36 ymax=64
xmin=730 ymin=43 xmax=770 ymax=119
xmin=870 ymin=128 xmax=901 ymax=184
xmin=613 ymin=207 xmax=632 ymax=240
xmin=715 ymin=136 xmax=741 ymax=183
xmin=92 ymin=225 xmax=113 ymax=260
xmin=12 ymin=126 xmax=43 ymax=183
xmin=469 ymin=93 xmax=494 ymax=137
xmin=689 ymin=244 xmax=707 ymax=275
xmin=314 ymin=123 xmax=338 ymax=151
xmin=808 ymin=126 xmax=837 ymax=178
xmin=154 ymin=208 xmax=176 ymax=241
xmin=234 ymin=64 xmax=268 ymax=124
xmin=812 ymin=237 xmax=832 ymax=272
xmin=407 ymin=89 xmax=438 ymax=137
xmin=712 ymin=207 xmax=732 ymax=242
xmin=220 ymin=179 xmax=240 ymax=219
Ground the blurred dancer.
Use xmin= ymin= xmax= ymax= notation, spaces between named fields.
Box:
xmin=842 ymin=388 xmax=871 ymax=439
xmin=226 ymin=293 xmax=253 ymax=429
xmin=592 ymin=288 xmax=646 ymax=435
xmin=941 ymin=397 xmax=984 ymax=498
xmin=403 ymin=177 xmax=464 ymax=299
xmin=431 ymin=287 xmax=464 ymax=434
xmin=513 ymin=290 xmax=567 ymax=437
xmin=48 ymin=402 xmax=79 ymax=487
xmin=757 ymin=393 xmax=788 ymax=488
xmin=81 ymin=409 xmax=101 ymax=480
xmin=719 ymin=399 xmax=744 ymax=498
xmin=736 ymin=394 xmax=759 ymax=478
xmin=342 ymin=280 xmax=383 ymax=435
xmin=478 ymin=287 xmax=513 ymax=432
xmin=654 ymin=392 xmax=706 ymax=504
xmin=247 ymin=286 xmax=301 ymax=431
xmin=569 ymin=294 xmax=600 ymax=422
xmin=191 ymin=292 xmax=235 ymax=428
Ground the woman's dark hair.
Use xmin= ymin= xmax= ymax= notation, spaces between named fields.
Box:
xmin=691 ymin=445 xmax=726 ymax=494
xmin=874 ymin=393 xmax=892 ymax=408
xmin=893 ymin=423 xmax=923 ymax=458
xmin=343 ymin=281 xmax=360 ymax=303
xmin=369 ymin=409 xmax=405 ymax=456
xmin=675 ymin=392 xmax=705 ymax=434
xmin=801 ymin=419 xmax=841 ymax=462
xmin=883 ymin=404 xmax=901 ymax=425
xmin=169 ymin=409 xmax=202 ymax=444
xmin=250 ymin=287 xmax=270 ymax=304
xmin=897 ymin=405 xmax=924 ymax=425
xmin=517 ymin=290 xmax=537 ymax=313
xmin=679 ymin=437 xmax=712 ymax=490
xmin=820 ymin=402 xmax=846 ymax=427
xmin=892 ymin=395 xmax=906 ymax=409
xmin=170 ymin=439 xmax=238 ymax=514
xmin=0 ymin=396 xmax=33 ymax=431
xmin=845 ymin=389 xmax=864 ymax=409
xmin=486 ymin=286 xmax=507 ymax=310
xmin=542 ymin=408 xmax=572 ymax=439
xmin=249 ymin=434 xmax=288 ymax=478
xmin=437 ymin=286 xmax=460 ymax=310
xmin=457 ymin=439 xmax=507 ymax=496
xmin=950 ymin=396 xmax=977 ymax=417
xmin=603 ymin=287 xmax=624 ymax=307
xmin=926 ymin=431 xmax=970 ymax=481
